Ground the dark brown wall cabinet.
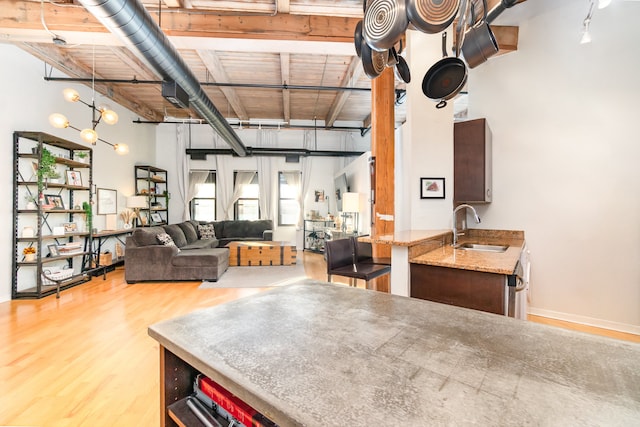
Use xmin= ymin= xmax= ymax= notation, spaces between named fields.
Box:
xmin=454 ymin=118 xmax=492 ymax=203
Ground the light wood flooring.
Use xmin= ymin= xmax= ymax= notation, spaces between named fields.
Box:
xmin=1 ymin=252 xmax=637 ymax=426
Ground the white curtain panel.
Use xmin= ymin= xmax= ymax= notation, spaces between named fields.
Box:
xmin=176 ymin=124 xmax=190 ymax=220
xmin=227 ymin=171 xmax=256 ymax=219
xmin=214 ymin=134 xmax=233 ymax=220
xmin=300 ymin=130 xmax=314 ymax=227
xmin=186 ymin=171 xmax=210 ymax=220
xmin=256 ymin=129 xmax=277 ymax=221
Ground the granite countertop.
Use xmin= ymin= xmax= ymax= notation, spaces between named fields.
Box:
xmin=411 ymin=229 xmax=526 ymax=275
xmin=360 ymin=229 xmax=450 ymax=246
xmin=148 ymin=281 xmax=640 ymax=427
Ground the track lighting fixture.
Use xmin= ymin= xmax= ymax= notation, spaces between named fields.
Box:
xmin=580 ymin=1 xmax=595 ymax=44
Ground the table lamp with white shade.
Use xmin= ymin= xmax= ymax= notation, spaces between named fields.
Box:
xmin=127 ymin=196 xmax=148 ymax=227
xmin=341 ymin=192 xmax=360 ymax=235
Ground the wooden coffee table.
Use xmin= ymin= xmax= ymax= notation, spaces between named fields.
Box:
xmin=227 ymin=241 xmax=297 ymax=266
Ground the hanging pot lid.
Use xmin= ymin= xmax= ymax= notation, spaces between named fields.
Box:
xmin=363 ymin=0 xmax=409 ymax=52
xmin=406 ymin=0 xmax=460 ymax=34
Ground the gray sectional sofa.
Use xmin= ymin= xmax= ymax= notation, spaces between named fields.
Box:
xmin=124 ymin=219 xmax=273 ymax=283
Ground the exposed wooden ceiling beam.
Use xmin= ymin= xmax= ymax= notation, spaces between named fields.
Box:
xmin=277 ymin=0 xmax=291 ymax=14
xmin=0 ymin=0 xmax=358 ymax=43
xmin=325 ymin=57 xmax=364 ymax=127
xmin=162 ymin=0 xmax=184 ymax=7
xmin=452 ymin=25 xmax=519 ymax=55
xmin=280 ymin=53 xmax=291 ymax=124
xmin=108 ymin=46 xmax=159 ymax=81
xmin=197 ymin=49 xmax=249 ymax=120
xmin=18 ymin=42 xmax=161 ymax=122
xmin=492 ymin=26 xmax=519 ymax=55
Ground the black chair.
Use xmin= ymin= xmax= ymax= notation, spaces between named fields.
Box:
xmin=325 ymin=238 xmax=391 ymax=289
xmin=352 ymin=236 xmax=391 ymax=266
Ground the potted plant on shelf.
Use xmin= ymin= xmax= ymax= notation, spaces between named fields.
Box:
xmin=37 ymin=147 xmax=61 ymax=188
xmin=74 ymin=151 xmax=89 ymax=163
xmin=82 ymin=201 xmax=93 ymax=234
xmin=24 ymin=194 xmax=37 ymax=210
xmin=23 ymin=246 xmax=36 ymax=262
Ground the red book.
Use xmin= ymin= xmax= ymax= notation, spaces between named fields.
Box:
xmin=197 ymin=375 xmax=277 ymax=427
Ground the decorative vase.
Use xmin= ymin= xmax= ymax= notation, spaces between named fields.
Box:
xmin=25 ymin=253 xmax=36 ymax=262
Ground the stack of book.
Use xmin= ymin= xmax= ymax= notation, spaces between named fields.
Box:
xmin=191 ymin=374 xmax=278 ymax=427
xmin=57 ymin=242 xmax=82 ymax=255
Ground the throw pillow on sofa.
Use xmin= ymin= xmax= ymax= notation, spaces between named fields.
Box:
xmin=198 ymin=224 xmax=216 ymax=240
xmin=157 ymin=232 xmax=180 ymax=252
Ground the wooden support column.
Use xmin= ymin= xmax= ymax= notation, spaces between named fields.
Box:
xmin=370 ymin=67 xmax=395 ymax=293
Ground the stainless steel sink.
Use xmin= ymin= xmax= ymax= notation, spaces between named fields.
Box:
xmin=454 ymin=243 xmax=509 ymax=253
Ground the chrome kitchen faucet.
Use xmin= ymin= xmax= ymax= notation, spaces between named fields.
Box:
xmin=452 ymin=204 xmax=481 ymax=246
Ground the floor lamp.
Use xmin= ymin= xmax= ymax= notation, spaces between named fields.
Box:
xmin=341 ymin=192 xmax=360 ymax=235
xmin=127 ymin=196 xmax=147 ymax=227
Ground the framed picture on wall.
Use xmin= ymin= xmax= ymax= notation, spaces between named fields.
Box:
xmin=420 ymin=178 xmax=445 ymax=199
xmin=97 ymin=188 xmax=117 ymax=215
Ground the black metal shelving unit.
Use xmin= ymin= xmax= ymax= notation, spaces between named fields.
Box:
xmin=12 ymin=131 xmax=93 ymax=299
xmin=134 ymin=165 xmax=168 ymax=226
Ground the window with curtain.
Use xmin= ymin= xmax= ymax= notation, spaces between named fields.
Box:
xmin=190 ymin=171 xmax=216 ymax=221
xmin=234 ymin=171 xmax=259 ymax=220
xmin=279 ymin=171 xmax=300 ymax=226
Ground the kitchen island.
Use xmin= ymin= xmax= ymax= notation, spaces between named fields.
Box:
xmin=148 ymin=280 xmax=640 ymax=426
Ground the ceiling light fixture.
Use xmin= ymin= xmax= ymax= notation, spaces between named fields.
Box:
xmin=48 ymin=89 xmax=128 ymax=154
xmin=598 ymin=0 xmax=612 ymax=9
xmin=40 ymin=0 xmax=66 ymax=46
xmin=580 ymin=1 xmax=595 ymax=44
xmin=48 ymin=45 xmax=128 ymax=155
xmin=48 ymin=110 xmax=129 ymax=155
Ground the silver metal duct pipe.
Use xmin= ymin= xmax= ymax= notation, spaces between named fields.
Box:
xmin=77 ymin=0 xmax=248 ymax=156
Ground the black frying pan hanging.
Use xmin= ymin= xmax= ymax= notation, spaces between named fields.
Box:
xmin=354 ymin=20 xmax=364 ymax=57
xmin=421 ymin=32 xmax=467 ymax=109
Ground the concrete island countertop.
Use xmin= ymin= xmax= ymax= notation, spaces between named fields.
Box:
xmin=148 ymin=281 xmax=640 ymax=426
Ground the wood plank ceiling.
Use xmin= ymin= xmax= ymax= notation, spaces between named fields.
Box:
xmin=0 ymin=0 xmax=406 ymax=132
xmin=0 ymin=0 xmax=519 ymax=132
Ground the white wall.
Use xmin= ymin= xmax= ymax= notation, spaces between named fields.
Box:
xmin=0 ymin=44 xmax=156 ymax=303
xmin=338 ymin=152 xmax=372 ymax=235
xmin=404 ymin=0 xmax=640 ymax=333
xmin=405 ymin=32 xmax=456 ymax=230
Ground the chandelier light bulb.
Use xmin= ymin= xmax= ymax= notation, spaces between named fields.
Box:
xmin=80 ymin=128 xmax=98 ymax=144
xmin=63 ymin=88 xmax=81 ymax=103
xmin=113 ymin=143 xmax=130 ymax=155
xmin=101 ymin=108 xmax=119 ymax=125
xmin=49 ymin=113 xmax=69 ymax=129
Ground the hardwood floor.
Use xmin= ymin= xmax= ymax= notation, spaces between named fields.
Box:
xmin=1 ymin=252 xmax=637 ymax=426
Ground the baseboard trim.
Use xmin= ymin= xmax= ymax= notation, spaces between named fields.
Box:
xmin=528 ymin=307 xmax=640 ymax=336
